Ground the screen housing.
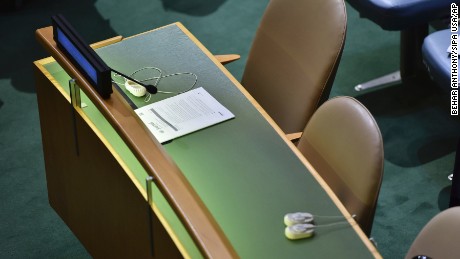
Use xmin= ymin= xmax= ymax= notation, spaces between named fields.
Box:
xmin=52 ymin=14 xmax=112 ymax=99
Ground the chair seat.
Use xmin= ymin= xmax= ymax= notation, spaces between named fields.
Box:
xmin=422 ymin=29 xmax=454 ymax=90
xmin=347 ymin=0 xmax=452 ymax=30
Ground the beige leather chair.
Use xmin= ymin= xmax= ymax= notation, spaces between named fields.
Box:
xmin=296 ymin=96 xmax=384 ymax=236
xmin=406 ymin=207 xmax=460 ymax=259
xmin=241 ymin=0 xmax=347 ymax=135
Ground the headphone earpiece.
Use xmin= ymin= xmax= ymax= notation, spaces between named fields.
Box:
xmin=284 ymin=212 xmax=314 ymax=226
xmin=125 ymin=80 xmax=147 ymax=97
xmin=285 ymin=224 xmax=315 ymax=240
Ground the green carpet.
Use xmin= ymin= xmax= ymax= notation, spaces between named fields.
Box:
xmin=0 ymin=0 xmax=458 ymax=258
xmin=332 ymin=6 xmax=460 ymax=258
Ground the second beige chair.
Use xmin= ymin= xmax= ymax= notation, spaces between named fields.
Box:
xmin=296 ymin=96 xmax=384 ymax=236
xmin=241 ymin=0 xmax=347 ymax=135
xmin=405 ymin=206 xmax=460 ymax=259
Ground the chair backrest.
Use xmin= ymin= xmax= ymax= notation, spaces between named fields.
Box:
xmin=241 ymin=0 xmax=347 ymax=134
xmin=406 ymin=206 xmax=460 ymax=259
xmin=296 ymin=96 xmax=384 ymax=236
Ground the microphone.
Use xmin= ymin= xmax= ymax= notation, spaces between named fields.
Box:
xmin=111 ymin=68 xmax=158 ymax=94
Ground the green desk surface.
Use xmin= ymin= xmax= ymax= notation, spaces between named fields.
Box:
xmin=43 ymin=23 xmax=376 ymax=258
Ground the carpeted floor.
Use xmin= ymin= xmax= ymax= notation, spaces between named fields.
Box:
xmin=0 ymin=0 xmax=458 ymax=258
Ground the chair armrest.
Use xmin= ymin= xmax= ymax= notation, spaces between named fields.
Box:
xmin=214 ymin=54 xmax=241 ymax=65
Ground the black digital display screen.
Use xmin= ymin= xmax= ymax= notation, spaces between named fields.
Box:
xmin=52 ymin=14 xmax=112 ymax=99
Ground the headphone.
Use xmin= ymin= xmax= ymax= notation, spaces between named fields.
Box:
xmin=112 ymin=68 xmax=158 ymax=95
xmin=284 ymin=212 xmax=356 ymax=240
xmin=112 ymin=66 xmax=198 ymax=100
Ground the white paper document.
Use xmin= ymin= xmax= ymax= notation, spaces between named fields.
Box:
xmin=135 ymin=87 xmax=235 ymax=143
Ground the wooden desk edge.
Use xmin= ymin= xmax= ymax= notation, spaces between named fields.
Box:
xmin=35 ymin=25 xmax=238 ymax=259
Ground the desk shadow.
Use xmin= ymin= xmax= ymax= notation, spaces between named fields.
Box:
xmin=160 ymin=0 xmax=227 ymax=16
xmin=0 ymin=0 xmax=23 ymax=12
xmin=0 ymin=0 xmax=117 ymax=93
xmin=355 ymin=81 xmax=460 ymax=167
xmin=0 ymin=99 xmax=3 ymax=110
xmin=438 ymin=185 xmax=451 ymax=211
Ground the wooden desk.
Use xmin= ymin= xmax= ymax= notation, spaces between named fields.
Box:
xmin=34 ymin=23 xmax=381 ymax=258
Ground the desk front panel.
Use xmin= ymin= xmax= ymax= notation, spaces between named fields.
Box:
xmin=37 ymin=59 xmax=202 ymax=258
